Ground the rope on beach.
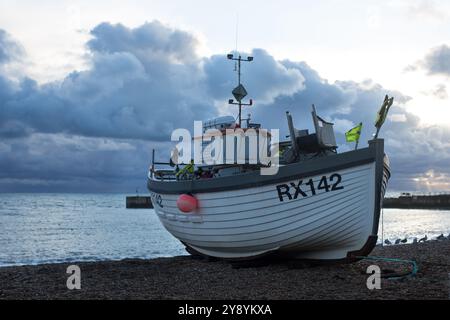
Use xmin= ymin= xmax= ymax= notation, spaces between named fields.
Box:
xmin=356 ymin=256 xmax=418 ymax=280
xmin=381 ymin=207 xmax=384 ymax=247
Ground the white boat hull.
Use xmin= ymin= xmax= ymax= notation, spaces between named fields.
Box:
xmin=149 ymin=145 xmax=390 ymax=261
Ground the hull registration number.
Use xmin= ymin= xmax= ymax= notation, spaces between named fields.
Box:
xmin=276 ymin=173 xmax=344 ymax=202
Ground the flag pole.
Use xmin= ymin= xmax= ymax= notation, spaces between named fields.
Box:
xmin=354 ymin=122 xmax=362 ymax=150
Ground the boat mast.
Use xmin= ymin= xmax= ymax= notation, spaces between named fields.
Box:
xmin=227 ymin=53 xmax=253 ymax=127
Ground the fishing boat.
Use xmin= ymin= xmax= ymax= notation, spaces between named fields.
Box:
xmin=147 ymin=53 xmax=392 ymax=262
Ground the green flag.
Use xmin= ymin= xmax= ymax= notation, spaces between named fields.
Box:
xmin=345 ymin=123 xmax=362 ymax=142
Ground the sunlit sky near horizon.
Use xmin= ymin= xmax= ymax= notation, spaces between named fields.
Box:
xmin=0 ymin=0 xmax=449 ymax=192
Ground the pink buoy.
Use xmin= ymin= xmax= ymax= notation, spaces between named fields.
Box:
xmin=177 ymin=194 xmax=198 ymax=213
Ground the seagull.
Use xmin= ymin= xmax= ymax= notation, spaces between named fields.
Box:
xmin=395 ymin=238 xmax=401 ymax=244
xmin=419 ymin=235 xmax=428 ymax=243
xmin=401 ymin=237 xmax=408 ymax=243
xmin=412 ymin=237 xmax=418 ymax=244
xmin=384 ymin=239 xmax=392 ymax=245
xmin=436 ymin=233 xmax=445 ymax=240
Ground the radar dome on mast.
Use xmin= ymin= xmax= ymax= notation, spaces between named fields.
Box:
xmin=227 ymin=54 xmax=253 ymax=126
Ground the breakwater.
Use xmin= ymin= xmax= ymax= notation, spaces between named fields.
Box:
xmin=383 ymin=194 xmax=450 ymax=209
xmin=126 ymin=196 xmax=153 ymax=209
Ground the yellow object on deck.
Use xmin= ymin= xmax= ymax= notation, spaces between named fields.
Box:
xmin=175 ymin=160 xmax=195 ymax=178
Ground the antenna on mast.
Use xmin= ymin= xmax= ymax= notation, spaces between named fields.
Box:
xmin=227 ymin=52 xmax=253 ymax=127
xmin=234 ymin=13 xmax=239 ymax=71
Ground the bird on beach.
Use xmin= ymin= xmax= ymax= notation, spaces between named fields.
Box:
xmin=436 ymin=233 xmax=445 ymax=240
xmin=384 ymin=239 xmax=392 ymax=245
xmin=419 ymin=235 xmax=428 ymax=243
xmin=412 ymin=237 xmax=418 ymax=244
xmin=400 ymin=237 xmax=408 ymax=243
xmin=395 ymin=238 xmax=401 ymax=244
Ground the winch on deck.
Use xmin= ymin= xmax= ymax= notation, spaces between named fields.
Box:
xmin=281 ymin=105 xmax=338 ymax=164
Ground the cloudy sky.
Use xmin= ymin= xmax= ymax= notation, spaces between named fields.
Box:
xmin=0 ymin=0 xmax=449 ymax=193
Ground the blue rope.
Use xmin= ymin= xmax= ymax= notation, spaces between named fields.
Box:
xmin=356 ymin=256 xmax=418 ymax=280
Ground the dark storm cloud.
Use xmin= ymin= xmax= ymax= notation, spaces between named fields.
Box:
xmin=423 ymin=44 xmax=450 ymax=75
xmin=0 ymin=24 xmax=306 ymax=141
xmin=251 ymin=60 xmax=410 ymax=140
xmin=87 ymin=21 xmax=198 ymax=64
xmin=409 ymin=44 xmax=450 ymax=76
xmin=204 ymin=49 xmax=305 ymax=104
xmin=0 ymin=22 xmax=449 ymax=192
xmin=0 ymin=23 xmax=215 ymax=141
xmin=248 ymin=60 xmax=450 ymax=192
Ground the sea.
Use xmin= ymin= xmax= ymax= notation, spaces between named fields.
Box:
xmin=1 ymin=193 xmax=450 ymax=267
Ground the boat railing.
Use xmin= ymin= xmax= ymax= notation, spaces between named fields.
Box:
xmin=149 ymin=149 xmax=273 ymax=181
xmin=150 ymin=149 xmax=204 ymax=181
xmin=150 ymin=149 xmax=174 ymax=180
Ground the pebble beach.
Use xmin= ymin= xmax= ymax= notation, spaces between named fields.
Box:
xmin=0 ymin=240 xmax=449 ymax=300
